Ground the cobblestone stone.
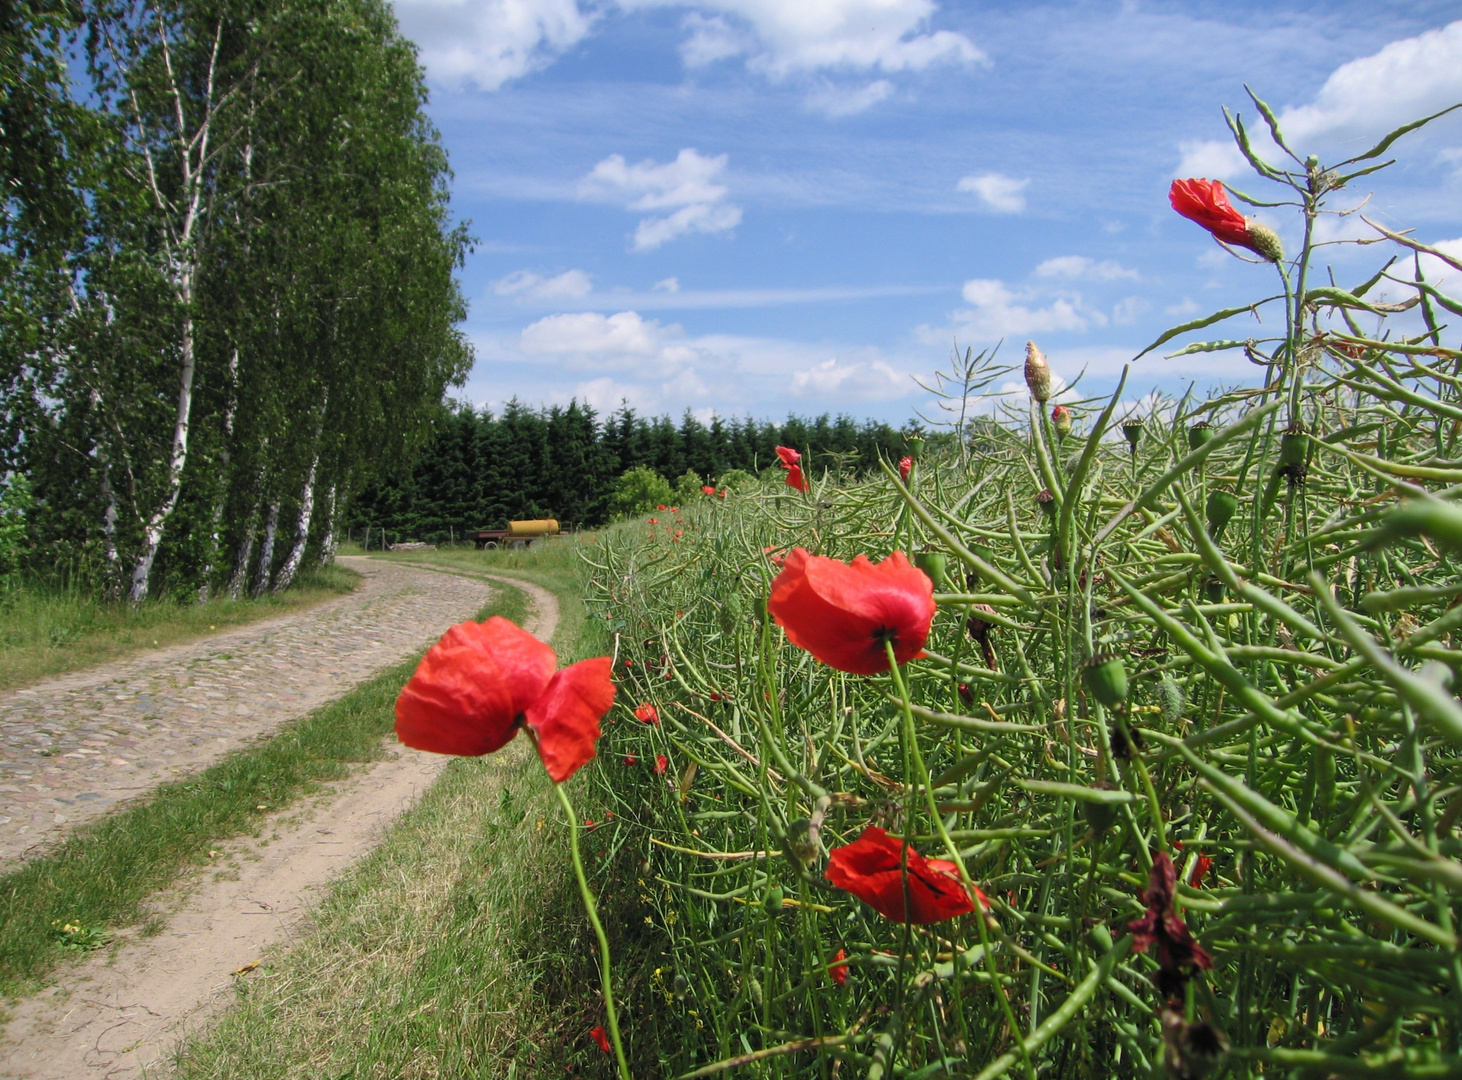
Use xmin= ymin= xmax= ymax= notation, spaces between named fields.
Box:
xmin=0 ymin=558 xmax=492 ymax=867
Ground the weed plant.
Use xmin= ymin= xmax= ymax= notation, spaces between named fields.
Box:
xmin=582 ymin=99 xmax=1462 ymax=1078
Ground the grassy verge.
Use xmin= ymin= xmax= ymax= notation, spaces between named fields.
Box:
xmin=0 ymin=568 xmax=527 ymax=1000
xmin=169 ymin=540 xmax=639 ymax=1079
xmin=0 ymin=563 xmax=359 ymax=693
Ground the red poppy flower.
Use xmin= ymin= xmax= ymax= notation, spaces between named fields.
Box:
xmin=590 ymin=1025 xmax=611 ymax=1054
xmin=1129 ymin=851 xmax=1213 ymax=994
xmin=825 ymin=826 xmax=977 ymax=923
xmin=898 ymin=456 xmax=913 ymax=482
xmin=674 ymin=529 xmax=683 ymax=538
xmin=670 ymin=506 xmax=678 ymax=513
xmin=767 ymin=548 xmax=936 ymax=675
xmin=634 ymin=702 xmax=660 ymax=725
xmin=655 ymin=754 xmax=668 ymax=775
xmin=394 ymin=617 xmax=615 ymax=784
xmin=764 ymin=546 xmax=786 ymax=569
xmin=830 ymin=948 xmax=849 ymax=986
xmin=647 ymin=517 xmax=658 ymax=525
xmin=657 ymin=504 xmax=667 ymax=510
xmin=775 ymin=446 xmax=801 ymax=467
xmin=1169 ymin=178 xmax=1282 ymax=260
xmin=717 ymin=488 xmax=727 ymax=499
xmin=702 ymin=485 xmax=716 ymax=495
xmin=623 ymin=753 xmax=638 ymax=766
xmin=1188 ymin=853 xmax=1214 ymax=888
xmin=784 ymin=463 xmax=809 ymax=493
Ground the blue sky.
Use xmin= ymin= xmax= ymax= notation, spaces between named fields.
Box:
xmin=390 ymin=0 xmax=1462 ymax=425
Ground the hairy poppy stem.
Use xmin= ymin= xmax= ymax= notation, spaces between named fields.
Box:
xmin=885 ymin=642 xmax=1035 ymax=1080
xmin=555 ymin=783 xmax=632 ymax=1080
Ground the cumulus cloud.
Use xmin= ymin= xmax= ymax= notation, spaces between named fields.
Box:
xmin=622 ymin=0 xmax=983 ymax=81
xmin=947 ymin=278 xmax=1098 ymax=337
xmin=957 ymin=172 xmax=1029 ymax=214
xmin=493 ymin=268 xmax=594 ymax=299
xmin=520 ymin=311 xmax=689 ymax=372
xmin=392 ymin=0 xmax=594 ymax=91
xmin=582 ymin=148 xmax=743 ymax=250
xmin=788 ymin=357 xmax=908 ymax=398
xmin=805 ymin=79 xmax=896 ymax=118
xmin=1177 ymin=20 xmax=1462 ymax=178
xmin=1034 ymin=256 xmax=1139 ymax=282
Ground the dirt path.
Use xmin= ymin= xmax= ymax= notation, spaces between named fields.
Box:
xmin=0 ymin=570 xmax=560 ymax=1080
xmin=0 ymin=557 xmax=494 ymax=867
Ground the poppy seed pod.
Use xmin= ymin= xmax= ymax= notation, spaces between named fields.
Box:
xmin=1202 ymin=577 xmax=1227 ymax=605
xmin=1084 ymin=781 xmax=1120 ymax=834
xmin=1024 ymin=341 xmax=1052 ymax=402
xmin=1279 ymin=422 xmax=1309 ymax=481
xmin=913 ymin=550 xmax=948 ymax=591
xmin=1205 ymin=488 xmax=1239 ymax=539
xmin=1187 ymin=421 xmax=1213 ymax=451
xmin=1083 ymin=654 xmax=1128 ymax=708
xmin=763 ymin=884 xmax=784 ymax=914
xmin=784 ymin=817 xmax=820 ymax=868
xmin=1122 ymin=417 xmax=1144 ymax=453
xmin=969 ymin=543 xmax=994 ymax=570
xmin=1036 ymin=488 xmax=1056 ymax=516
xmin=906 ymin=434 xmax=925 ymax=461
xmin=1051 ymin=404 xmax=1072 ymax=440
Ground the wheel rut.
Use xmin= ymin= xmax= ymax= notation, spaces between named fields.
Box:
xmin=0 ymin=567 xmax=559 ymax=1080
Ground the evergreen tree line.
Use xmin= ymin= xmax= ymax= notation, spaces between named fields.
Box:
xmin=346 ymin=400 xmax=911 ymax=542
xmin=2 ymin=0 xmax=469 ymax=601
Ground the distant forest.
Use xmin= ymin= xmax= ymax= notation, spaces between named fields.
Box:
xmin=346 ymin=400 xmax=912 ymax=542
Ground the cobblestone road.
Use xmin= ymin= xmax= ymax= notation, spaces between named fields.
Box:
xmin=0 ymin=557 xmax=493 ymax=866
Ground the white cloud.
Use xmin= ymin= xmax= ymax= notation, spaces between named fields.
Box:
xmin=1034 ymin=256 xmax=1139 ymax=282
xmin=1176 ymin=20 xmax=1462 ymax=178
xmin=805 ymin=79 xmax=895 ymax=118
xmin=621 ymin=0 xmax=984 ymax=81
xmin=788 ymin=357 xmax=907 ymax=398
xmin=392 ymin=0 xmax=594 ymax=90
xmin=493 ymin=268 xmax=594 ymax=299
xmin=520 ymin=311 xmax=683 ymax=366
xmin=679 ymin=13 xmax=749 ymax=66
xmin=1112 ymin=296 xmax=1149 ymax=325
xmin=653 ymin=277 xmax=681 ymax=293
xmin=957 ymin=172 xmax=1029 ymax=214
xmin=937 ymin=278 xmax=1099 ymax=338
xmin=582 ymin=148 xmax=743 ymax=250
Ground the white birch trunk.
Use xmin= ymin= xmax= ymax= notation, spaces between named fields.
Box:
xmin=251 ymin=499 xmax=278 ymax=598
xmin=272 ymin=452 xmax=318 ymax=593
xmin=228 ymin=498 xmax=259 ymax=600
xmin=317 ymin=484 xmax=339 ymax=566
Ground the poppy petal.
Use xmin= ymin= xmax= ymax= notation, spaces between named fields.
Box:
xmin=395 ymin=618 xmax=555 ymax=756
xmin=525 ymin=657 xmax=616 ymax=783
xmin=769 ymin=549 xmax=935 ymax=674
xmin=825 ymin=826 xmax=975 ymax=924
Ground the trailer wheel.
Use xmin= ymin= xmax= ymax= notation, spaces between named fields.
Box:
xmin=483 ymin=541 xmax=498 ymax=550
xmin=510 ymin=539 xmax=528 ymax=550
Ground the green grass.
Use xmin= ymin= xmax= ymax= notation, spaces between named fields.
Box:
xmin=0 ymin=569 xmax=529 ymax=1000
xmin=0 ymin=563 xmax=360 ymax=693
xmin=168 ymin=540 xmax=631 ymax=1079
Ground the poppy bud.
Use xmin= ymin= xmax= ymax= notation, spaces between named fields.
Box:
xmin=898 ymin=455 xmax=914 ymax=482
xmin=1278 ymin=422 xmax=1309 ymax=482
xmin=1036 ymin=488 xmax=1056 ymax=516
xmin=1084 ymin=781 xmax=1120 ymax=834
xmin=1051 ymin=404 xmax=1072 ymax=440
xmin=1158 ymin=677 xmax=1185 ymax=725
xmin=1122 ymin=417 xmax=1144 ymax=453
xmin=965 ymin=605 xmax=995 ymax=643
xmin=763 ymin=885 xmax=784 ymax=915
xmin=784 ymin=817 xmax=820 ymax=867
xmin=1088 ymin=921 xmax=1114 ymax=953
xmin=1024 ymin=341 xmax=1052 ymax=402
xmin=1245 ymin=221 xmax=1284 ymax=263
xmin=913 ymin=550 xmax=947 ymax=590
xmin=1205 ymin=488 xmax=1239 ymax=539
xmin=1187 ymin=421 xmax=1213 ymax=451
xmin=719 ymin=592 xmax=742 ymax=634
xmin=1083 ymin=654 xmax=1128 ymax=708
xmin=958 ymin=682 xmax=974 ymax=706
